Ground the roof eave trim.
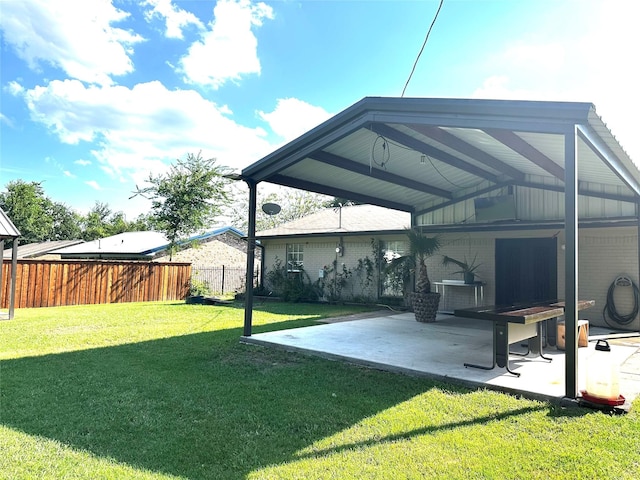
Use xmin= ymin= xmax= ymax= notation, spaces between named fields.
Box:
xmin=256 ymin=229 xmax=410 ymax=240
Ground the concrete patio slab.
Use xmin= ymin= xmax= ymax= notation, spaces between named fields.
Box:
xmin=242 ymin=312 xmax=640 ymax=410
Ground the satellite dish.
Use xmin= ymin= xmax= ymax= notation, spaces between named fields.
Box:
xmin=262 ymin=202 xmax=281 ymax=215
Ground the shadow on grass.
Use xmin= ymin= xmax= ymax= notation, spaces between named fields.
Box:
xmin=0 ymin=315 xmax=584 ymax=479
xmin=1 ymin=318 xmax=428 ymax=479
xmin=291 ymin=404 xmax=546 ymax=462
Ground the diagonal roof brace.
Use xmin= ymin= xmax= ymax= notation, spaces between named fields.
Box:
xmin=483 ymin=128 xmax=565 ymax=180
xmin=369 ymin=123 xmax=501 ymax=182
xmin=309 ymin=151 xmax=453 ymax=199
xmin=268 ymin=174 xmax=415 ymax=213
xmin=408 ymin=124 xmax=526 ymax=182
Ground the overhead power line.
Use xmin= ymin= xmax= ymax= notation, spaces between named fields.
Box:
xmin=401 ymin=0 xmax=445 ymax=97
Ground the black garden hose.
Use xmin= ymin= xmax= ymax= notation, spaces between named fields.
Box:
xmin=603 ymin=276 xmax=640 ymax=327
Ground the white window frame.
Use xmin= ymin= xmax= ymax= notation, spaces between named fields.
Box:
xmin=286 ymin=243 xmax=304 ymax=272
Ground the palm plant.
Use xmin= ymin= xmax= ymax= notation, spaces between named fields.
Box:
xmin=386 ymin=229 xmax=441 ymax=321
xmin=442 ymin=254 xmax=481 ymax=284
xmin=406 ymin=228 xmax=441 ymax=294
xmin=386 ymin=229 xmax=441 ymax=294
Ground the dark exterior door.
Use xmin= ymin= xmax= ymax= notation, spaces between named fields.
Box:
xmin=495 ymin=237 xmax=557 ymax=306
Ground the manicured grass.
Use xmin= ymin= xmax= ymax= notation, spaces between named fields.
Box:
xmin=1 ymin=301 xmax=638 ymax=479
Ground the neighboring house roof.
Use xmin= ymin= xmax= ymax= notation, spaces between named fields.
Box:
xmin=256 ymin=204 xmax=410 ymax=239
xmin=0 ymin=208 xmax=20 ymax=239
xmin=2 ymin=240 xmax=84 ymax=259
xmin=52 ymin=226 xmax=246 ymax=260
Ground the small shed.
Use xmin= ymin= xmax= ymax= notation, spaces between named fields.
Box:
xmin=0 ymin=208 xmax=21 ymax=319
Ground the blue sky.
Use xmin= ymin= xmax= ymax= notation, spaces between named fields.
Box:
xmin=1 ymin=0 xmax=639 ymax=218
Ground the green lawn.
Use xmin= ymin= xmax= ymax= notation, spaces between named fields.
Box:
xmin=1 ymin=301 xmax=638 ymax=479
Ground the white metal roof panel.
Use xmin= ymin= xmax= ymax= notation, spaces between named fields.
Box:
xmin=244 ymin=97 xmax=639 ymax=223
xmin=0 ymin=208 xmax=20 ymax=238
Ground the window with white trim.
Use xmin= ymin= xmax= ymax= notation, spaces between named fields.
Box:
xmin=286 ymin=243 xmax=304 ymax=272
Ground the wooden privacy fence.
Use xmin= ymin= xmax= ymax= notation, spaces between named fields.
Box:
xmin=1 ymin=259 xmax=192 ymax=309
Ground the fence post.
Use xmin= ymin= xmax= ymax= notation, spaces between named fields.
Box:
xmin=221 ymin=265 xmax=226 ymax=295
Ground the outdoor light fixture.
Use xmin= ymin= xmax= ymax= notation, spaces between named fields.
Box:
xmin=336 ymin=243 xmax=343 ymax=256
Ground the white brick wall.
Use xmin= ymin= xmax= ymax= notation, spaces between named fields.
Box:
xmin=261 ymin=227 xmax=640 ymax=330
xmin=263 ymin=235 xmax=404 ymax=301
xmin=577 ymin=227 xmax=639 ymax=329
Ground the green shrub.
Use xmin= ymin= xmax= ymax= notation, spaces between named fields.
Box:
xmin=265 ymin=257 xmax=318 ymax=302
xmin=188 ymin=278 xmax=212 ymax=297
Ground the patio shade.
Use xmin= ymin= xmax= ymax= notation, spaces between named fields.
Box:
xmin=242 ymin=97 xmax=639 ymax=215
xmin=239 ymin=97 xmax=640 ymax=400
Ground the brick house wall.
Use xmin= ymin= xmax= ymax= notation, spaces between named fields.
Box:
xmin=154 ymin=231 xmax=259 ymax=268
xmin=260 ymin=226 xmax=639 ymax=330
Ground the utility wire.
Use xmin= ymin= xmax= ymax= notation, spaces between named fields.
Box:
xmin=401 ymin=0 xmax=445 ymax=97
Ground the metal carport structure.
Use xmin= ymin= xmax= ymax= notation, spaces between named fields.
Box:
xmin=238 ymin=97 xmax=640 ymax=400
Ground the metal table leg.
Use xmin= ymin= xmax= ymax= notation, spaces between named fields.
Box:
xmin=537 ymin=322 xmax=552 ymax=362
xmin=464 ymin=321 xmax=521 ymax=377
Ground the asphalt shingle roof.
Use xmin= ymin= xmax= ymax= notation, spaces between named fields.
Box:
xmin=256 ymin=205 xmax=410 ymax=237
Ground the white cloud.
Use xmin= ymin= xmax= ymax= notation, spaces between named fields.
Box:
xmin=0 ymin=113 xmax=14 ymax=128
xmin=501 ymin=43 xmax=566 ymax=75
xmin=5 ymin=81 xmax=24 ymax=96
xmin=74 ymin=159 xmax=92 ymax=166
xmin=0 ymin=0 xmax=143 ymax=86
xmin=143 ymin=0 xmax=204 ymax=39
xmin=257 ymin=98 xmax=333 ymax=142
xmin=472 ymin=76 xmax=546 ymax=101
xmin=85 ymin=180 xmax=102 ymax=190
xmin=45 ymin=155 xmax=77 ymax=178
xmin=471 ymin=1 xmax=640 ymax=163
xmin=16 ymin=79 xmax=273 ymax=186
xmin=179 ymin=0 xmax=274 ymax=88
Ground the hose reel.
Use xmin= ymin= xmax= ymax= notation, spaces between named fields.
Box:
xmin=603 ymin=275 xmax=640 ymax=328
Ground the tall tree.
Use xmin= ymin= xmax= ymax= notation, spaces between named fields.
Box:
xmin=81 ymin=202 xmax=113 ymax=241
xmin=227 ymin=186 xmax=330 ymax=232
xmin=48 ymin=201 xmax=82 ymax=241
xmin=131 ymin=152 xmax=232 ymax=258
xmin=81 ymin=202 xmax=147 ymax=241
xmin=0 ymin=180 xmax=54 ymax=244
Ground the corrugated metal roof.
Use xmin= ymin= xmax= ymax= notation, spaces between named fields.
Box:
xmin=52 ymin=227 xmax=246 ymax=258
xmin=242 ymin=97 xmax=639 ymax=226
xmin=52 ymin=231 xmax=167 ymax=257
xmin=256 ymin=205 xmax=410 ymax=238
xmin=2 ymin=240 xmax=84 ymax=259
xmin=0 ymin=208 xmax=20 ymax=238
